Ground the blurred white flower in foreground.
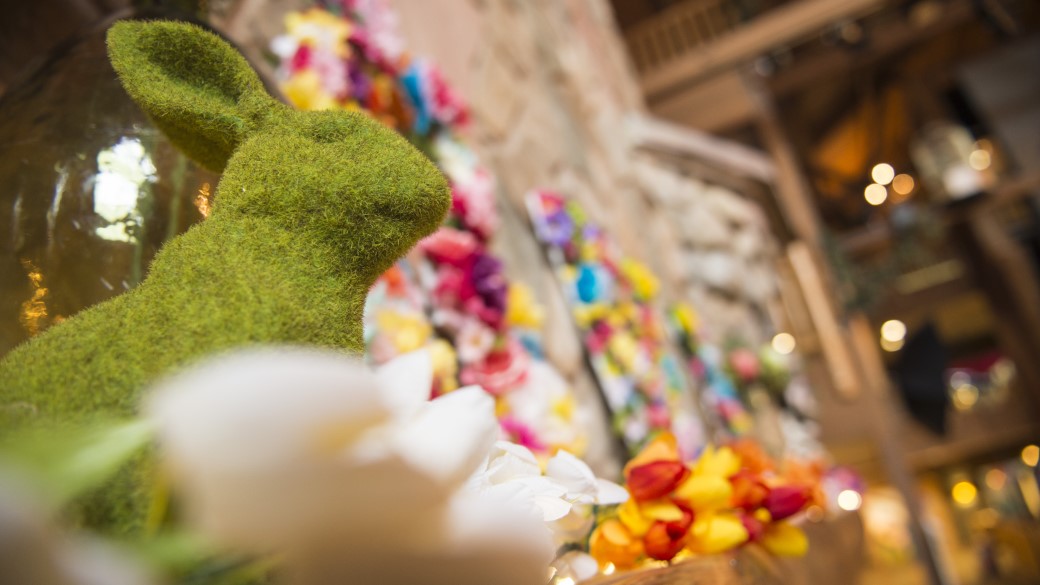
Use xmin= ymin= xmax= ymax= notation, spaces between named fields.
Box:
xmin=0 ymin=477 xmax=153 ymax=585
xmin=146 ymin=348 xmax=549 ymax=585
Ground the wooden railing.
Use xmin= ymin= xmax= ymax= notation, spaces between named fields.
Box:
xmin=623 ymin=0 xmax=885 ymax=96
xmin=623 ymin=0 xmax=745 ymax=75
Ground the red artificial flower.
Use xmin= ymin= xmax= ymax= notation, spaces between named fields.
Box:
xmin=626 ymin=461 xmax=689 ymax=502
xmin=739 ymin=512 xmax=765 ymax=542
xmin=763 ymin=485 xmax=810 ymax=521
xmin=644 ymin=504 xmax=694 ymax=561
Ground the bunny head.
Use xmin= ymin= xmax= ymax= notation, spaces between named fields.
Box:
xmin=106 ymin=20 xmax=450 ymax=280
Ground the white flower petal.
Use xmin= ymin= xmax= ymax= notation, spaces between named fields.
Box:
xmin=545 ymin=450 xmax=598 ymax=500
xmin=147 ymin=349 xmax=389 ymax=474
xmin=375 ymin=348 xmax=433 ymax=414
xmin=484 ymin=441 xmax=541 ymax=484
xmin=595 ymin=478 xmax=630 ymax=505
xmin=391 ymin=387 xmax=498 ymax=487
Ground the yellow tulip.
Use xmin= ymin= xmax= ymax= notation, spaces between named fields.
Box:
xmin=687 ymin=513 xmax=749 ymax=554
xmin=693 ymin=445 xmax=741 ymax=479
xmin=761 ymin=521 xmax=808 ymax=556
xmin=618 ymin=499 xmax=652 ymax=537
xmin=674 ymin=475 xmax=732 ymax=511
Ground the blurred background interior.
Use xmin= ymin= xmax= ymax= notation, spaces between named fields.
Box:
xmin=1 ymin=1 xmax=1039 ymax=584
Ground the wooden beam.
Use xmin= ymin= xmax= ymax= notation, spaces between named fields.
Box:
xmin=624 ymin=113 xmax=775 ymax=181
xmin=641 ymin=0 xmax=886 ymax=99
xmin=768 ymin=0 xmax=975 ymax=97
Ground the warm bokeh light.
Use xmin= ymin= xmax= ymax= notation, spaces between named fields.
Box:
xmin=880 ymin=336 xmax=905 ymax=352
xmin=871 ymin=163 xmax=895 ymax=185
xmin=985 ymin=468 xmax=1007 ymax=491
xmin=891 ymin=173 xmax=915 ymax=195
xmin=557 ymin=577 xmax=575 ymax=585
xmin=864 ymin=183 xmax=888 ymax=205
xmin=603 ymin=563 xmax=616 ymax=576
xmin=838 ymin=489 xmax=863 ymax=511
xmin=771 ymin=332 xmax=796 ymax=355
xmin=1022 ymin=444 xmax=1040 ymax=467
xmin=952 ymin=481 xmax=978 ymax=507
xmin=880 ymin=319 xmax=907 ymax=342
xmin=952 ymin=383 xmax=979 ymax=411
xmin=968 ymin=149 xmax=991 ymax=171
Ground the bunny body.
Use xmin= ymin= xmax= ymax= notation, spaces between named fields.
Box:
xmin=0 ymin=21 xmax=449 ymax=531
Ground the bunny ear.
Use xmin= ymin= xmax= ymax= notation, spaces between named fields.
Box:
xmin=106 ymin=20 xmax=277 ymax=172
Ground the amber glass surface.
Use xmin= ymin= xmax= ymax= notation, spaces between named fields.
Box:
xmin=0 ymin=17 xmax=218 ymax=357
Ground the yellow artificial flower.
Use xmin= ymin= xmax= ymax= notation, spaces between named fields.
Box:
xmin=428 ymin=339 xmax=459 ymax=393
xmin=572 ymin=302 xmax=608 ymax=328
xmin=620 ymin=259 xmax=659 ymax=301
xmin=285 ymin=8 xmax=352 ymax=56
xmin=505 ymin=283 xmax=545 ymax=329
xmin=618 ymin=498 xmax=652 ymax=537
xmin=551 ymin=394 xmax=576 ymax=421
xmin=686 ymin=512 xmax=749 ymax=554
xmin=608 ymin=332 xmax=639 ymax=371
xmin=761 ymin=521 xmax=809 ymax=556
xmin=693 ymin=445 xmax=742 ymax=479
xmin=375 ymin=310 xmax=431 ymax=354
xmin=673 ymin=302 xmax=699 ymax=334
xmin=674 ymin=474 xmax=732 ymax=511
xmin=282 ymin=70 xmax=338 ymax=111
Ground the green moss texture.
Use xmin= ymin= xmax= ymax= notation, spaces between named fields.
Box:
xmin=0 ymin=20 xmax=450 ymax=532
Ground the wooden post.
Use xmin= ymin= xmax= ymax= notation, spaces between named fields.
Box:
xmin=744 ymin=71 xmax=946 ymax=585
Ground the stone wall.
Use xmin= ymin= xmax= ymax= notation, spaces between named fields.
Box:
xmin=388 ymin=0 xmax=782 ymax=344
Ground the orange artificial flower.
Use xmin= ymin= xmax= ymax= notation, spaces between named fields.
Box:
xmin=590 ymin=518 xmax=644 ymax=569
xmin=730 ymin=470 xmax=769 ymax=511
xmin=728 ymin=438 xmax=773 ymax=475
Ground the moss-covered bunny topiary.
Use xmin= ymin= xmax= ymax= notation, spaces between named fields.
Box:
xmin=0 ymin=20 xmax=450 ymax=530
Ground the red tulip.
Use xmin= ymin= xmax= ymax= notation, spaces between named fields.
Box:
xmin=644 ymin=505 xmax=694 ymax=561
xmin=626 ymin=461 xmax=689 ymax=502
xmin=763 ymin=485 xmax=810 ymax=521
xmin=740 ymin=512 xmax=765 ymax=542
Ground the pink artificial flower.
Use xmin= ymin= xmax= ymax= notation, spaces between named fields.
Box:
xmin=456 ymin=318 xmax=495 ymax=364
xmin=451 ymin=169 xmax=499 ymax=240
xmin=425 ymin=62 xmax=469 ymax=127
xmin=420 ymin=227 xmax=479 ymax=266
xmin=499 ymin=416 xmax=548 ymax=454
xmin=647 ymin=402 xmax=672 ymax=430
xmin=729 ymin=348 xmax=761 ymax=383
xmin=290 ymin=44 xmax=312 ymax=73
xmin=433 ymin=264 xmax=476 ymax=306
xmin=310 ymin=47 xmax=351 ymax=99
xmin=460 ymin=339 xmax=530 ymax=396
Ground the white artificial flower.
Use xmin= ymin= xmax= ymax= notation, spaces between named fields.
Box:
xmin=546 ymin=450 xmax=628 ymax=506
xmin=145 ymin=349 xmax=531 ymax=561
xmin=146 ymin=347 xmax=618 ymax=585
xmin=466 ymin=441 xmax=627 ymax=532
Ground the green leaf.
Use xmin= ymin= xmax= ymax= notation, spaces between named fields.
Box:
xmin=0 ymin=419 xmax=155 ymax=505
